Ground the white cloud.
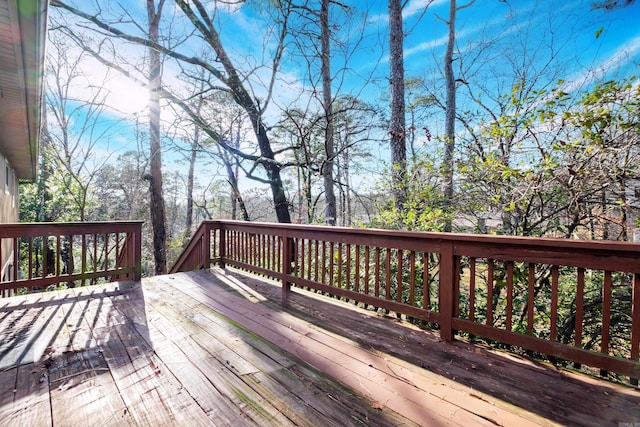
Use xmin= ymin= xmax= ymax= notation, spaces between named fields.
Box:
xmin=404 ymin=0 xmax=447 ymax=19
xmin=563 ymin=34 xmax=640 ymax=93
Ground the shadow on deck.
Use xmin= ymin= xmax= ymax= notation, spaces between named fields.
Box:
xmin=199 ymin=268 xmax=640 ymax=426
xmin=0 ymin=268 xmax=638 ymax=426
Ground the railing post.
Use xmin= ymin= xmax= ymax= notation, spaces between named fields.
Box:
xmin=134 ymin=223 xmax=142 ymax=281
xmin=282 ymin=231 xmax=292 ymax=306
xmin=203 ymin=223 xmax=211 ymax=270
xmin=217 ymin=222 xmax=226 ymax=269
xmin=631 ymin=272 xmax=640 ymax=386
xmin=439 ymin=241 xmax=455 ymax=342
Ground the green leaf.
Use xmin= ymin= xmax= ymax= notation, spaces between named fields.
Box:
xmin=595 ymin=26 xmax=604 ymax=39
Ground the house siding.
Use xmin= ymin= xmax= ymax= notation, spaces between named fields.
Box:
xmin=1 ymin=152 xmax=18 ymax=281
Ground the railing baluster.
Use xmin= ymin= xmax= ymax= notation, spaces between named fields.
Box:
xmin=300 ymin=238 xmax=305 ymax=278
xmin=527 ymin=263 xmax=535 ymax=335
xmin=550 ymin=265 xmax=559 ymax=342
xmin=333 ymin=242 xmax=339 ymax=290
xmin=385 ymin=248 xmax=391 ymax=301
xmin=28 ymin=237 xmax=33 ymax=280
xmin=487 ymin=259 xmax=494 ymax=327
xmin=91 ymin=233 xmax=100 ymax=271
xmin=397 ymin=249 xmax=403 ymax=304
xmin=56 ymin=235 xmax=61 ymax=277
xmin=307 ymin=239 xmax=313 ymax=281
xmin=13 ymin=237 xmax=19 ymax=284
xmin=601 ymin=270 xmax=612 ymax=376
xmin=453 ymin=255 xmax=461 ymax=320
xmin=345 ymin=243 xmax=351 ymax=294
xmin=364 ymin=246 xmax=370 ymax=296
xmin=374 ymin=247 xmax=381 ymax=299
xmin=423 ymin=252 xmax=429 ymax=310
xmin=632 ymin=273 xmax=640 ymax=385
xmin=409 ymin=251 xmax=416 ymax=307
xmin=314 ymin=240 xmax=319 ymax=282
xmin=43 ymin=236 xmax=48 ymax=279
xmin=469 ymin=257 xmax=476 ymax=322
xmin=575 ymin=267 xmax=585 ymax=357
xmin=505 ymin=260 xmax=513 ymax=331
xmin=321 ymin=241 xmax=327 ymax=285
xmin=354 ymin=245 xmax=361 ymax=295
xmin=337 ymin=243 xmax=343 ymax=291
xmin=104 ymin=233 xmax=110 ymax=271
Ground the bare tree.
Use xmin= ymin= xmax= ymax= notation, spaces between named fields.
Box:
xmin=440 ymin=0 xmax=475 ymax=232
xmin=44 ymin=32 xmax=121 ymax=221
xmin=388 ymin=0 xmax=407 ymax=212
xmin=320 ymin=0 xmax=337 ymax=225
xmin=144 ymin=0 xmax=168 ymax=275
xmin=51 ymin=0 xmax=293 ymax=223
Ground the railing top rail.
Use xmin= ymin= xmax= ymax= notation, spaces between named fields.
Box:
xmin=0 ymin=221 xmax=144 ymax=238
xmin=170 ymin=221 xmax=211 ymax=274
xmin=0 ymin=221 xmax=144 ymax=227
xmin=209 ymin=220 xmax=640 ymax=253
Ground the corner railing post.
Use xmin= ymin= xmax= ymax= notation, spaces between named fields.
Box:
xmin=134 ymin=222 xmax=142 ymax=281
xmin=217 ymin=222 xmax=226 ymax=269
xmin=282 ymin=230 xmax=292 ymax=306
xmin=203 ymin=222 xmax=211 ymax=270
xmin=631 ymin=272 xmax=640 ymax=386
xmin=439 ymin=241 xmax=455 ymax=342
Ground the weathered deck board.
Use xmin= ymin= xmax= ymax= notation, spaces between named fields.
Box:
xmin=140 ymin=277 xmax=405 ymax=426
xmin=172 ymin=271 xmax=544 ymax=426
xmin=1 ymin=268 xmax=639 ymax=426
xmin=210 ymin=268 xmax=640 ymax=426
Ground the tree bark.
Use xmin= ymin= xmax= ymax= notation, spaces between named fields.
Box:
xmin=52 ymin=0 xmax=292 ymax=224
xmin=146 ymin=0 xmax=167 ymax=275
xmin=186 ymin=142 xmax=196 ymax=232
xmin=442 ymin=0 xmax=457 ymax=232
xmin=175 ymin=0 xmax=291 ymax=223
xmin=388 ymin=0 xmax=407 ymax=212
xmin=321 ymin=0 xmax=337 ymax=225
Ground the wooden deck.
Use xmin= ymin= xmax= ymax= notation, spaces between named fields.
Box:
xmin=0 ymin=269 xmax=638 ymax=426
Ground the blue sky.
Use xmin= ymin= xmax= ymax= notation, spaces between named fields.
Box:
xmin=54 ymin=0 xmax=640 ymax=122
xmin=361 ymin=0 xmax=639 ymax=98
xmin=49 ymin=0 xmax=640 ymax=191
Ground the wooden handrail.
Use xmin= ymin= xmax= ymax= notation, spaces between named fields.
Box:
xmin=0 ymin=221 xmax=142 ymax=294
xmin=173 ymin=220 xmax=640 ymax=382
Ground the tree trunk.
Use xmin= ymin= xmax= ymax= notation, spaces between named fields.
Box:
xmin=220 ymin=145 xmax=250 ymax=222
xmin=186 ymin=143 xmax=196 ymax=232
xmin=388 ymin=0 xmax=407 ymax=213
xmin=185 ymin=82 xmax=205 ymax=236
xmin=177 ymin=0 xmax=291 ymax=223
xmin=146 ymin=0 xmax=167 ymax=275
xmin=442 ymin=0 xmax=457 ymax=232
xmin=321 ymin=0 xmax=337 ymax=225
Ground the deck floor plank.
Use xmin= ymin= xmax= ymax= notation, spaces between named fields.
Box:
xmin=141 ymin=282 xmax=362 ymax=427
xmin=1 ymin=269 xmax=639 ymax=426
xmin=0 ymin=364 xmax=51 ymax=427
xmin=143 ymin=275 xmax=409 ymax=427
xmin=176 ymin=270 xmax=530 ymax=427
xmin=0 ymin=292 xmax=73 ymax=370
xmin=99 ymin=283 xmax=256 ymax=426
xmin=84 ymin=285 xmax=215 ymax=427
xmin=213 ymin=268 xmax=640 ymax=426
xmin=46 ymin=285 xmax=131 ymax=427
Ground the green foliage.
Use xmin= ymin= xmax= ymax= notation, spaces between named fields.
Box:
xmin=19 ymin=165 xmax=85 ymax=223
xmin=370 ymin=157 xmax=452 ymax=232
xmin=457 ymin=75 xmax=639 ymax=239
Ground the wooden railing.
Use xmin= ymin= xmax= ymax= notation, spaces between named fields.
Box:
xmin=171 ymin=220 xmax=640 ymax=382
xmin=0 ymin=221 xmax=142 ymax=295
